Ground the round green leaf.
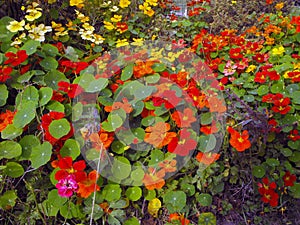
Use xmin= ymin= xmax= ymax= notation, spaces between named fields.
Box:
xmin=30 ymin=141 xmax=52 ymax=169
xmin=198 ymin=212 xmax=216 ymax=225
xmin=252 ymin=165 xmax=266 ymax=178
xmin=197 ymin=193 xmax=212 ymax=206
xmin=130 ymin=168 xmax=145 ymax=182
xmin=0 ymin=141 xmax=22 ymax=160
xmin=257 ymin=85 xmax=269 ymax=96
xmin=72 ymin=102 xmax=83 ymax=121
xmin=60 ymin=139 xmax=80 ymax=160
xmin=180 ymin=183 xmax=195 ymax=196
xmin=149 ymin=149 xmax=164 ymax=166
xmin=243 ymin=95 xmax=255 ymax=102
xmin=111 ymin=156 xmax=131 ymax=180
xmin=101 ymin=114 xmax=123 ymax=132
xmin=39 ymin=87 xmax=53 ymax=106
xmin=286 ymin=84 xmax=299 ymax=95
xmin=49 ymin=119 xmax=71 ymax=139
xmin=289 ymin=152 xmax=300 ymax=163
xmin=145 ymin=74 xmax=160 ymax=84
xmin=266 ymin=158 xmax=280 ymax=167
xmin=46 ymin=100 xmax=65 ymax=112
xmin=125 ymin=187 xmax=142 ymax=201
xmin=47 ymin=189 xmax=67 ymax=207
xmin=44 ymin=70 xmax=68 ymax=89
xmin=22 ymin=86 xmax=39 ymax=105
xmin=281 ymin=148 xmax=293 ymax=157
xmin=86 ymin=78 xmax=108 ymax=93
xmin=103 ymin=184 xmax=122 ymax=202
xmin=163 ymin=191 xmax=186 ymax=213
xmin=40 ymin=57 xmax=58 ymax=71
xmin=3 ymin=162 xmax=24 ymax=178
xmin=291 ymin=91 xmax=300 ymax=104
xmin=152 ymin=63 xmax=166 ymax=72
xmin=111 ymin=141 xmax=127 ymax=154
xmin=198 ymin=134 xmax=217 ymax=152
xmin=0 ymin=84 xmax=8 ymax=106
xmin=271 ymin=83 xmax=284 ymax=94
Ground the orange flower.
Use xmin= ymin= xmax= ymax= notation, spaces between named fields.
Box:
xmin=195 ymin=152 xmax=220 ymax=165
xmin=144 ymin=122 xmax=177 ymax=148
xmin=169 ymin=213 xmax=190 ymax=225
xmin=77 ymin=170 xmax=100 ymax=198
xmin=0 ymin=110 xmax=16 ymax=132
xmin=99 ymin=202 xmax=113 ymax=214
xmin=143 ymin=167 xmax=165 ymax=190
xmin=133 ymin=60 xmax=155 ymax=78
xmin=207 ymin=96 xmax=226 ymax=113
xmin=200 ymin=121 xmax=219 ymax=135
xmin=159 ymin=159 xmax=177 ymax=173
xmin=104 ymin=98 xmax=133 ymax=113
xmin=227 ymin=127 xmax=251 ymax=152
xmin=171 ymin=108 xmax=197 ymax=128
xmin=89 ymin=129 xmax=114 ymax=149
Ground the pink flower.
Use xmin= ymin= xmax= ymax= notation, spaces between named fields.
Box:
xmin=56 ymin=175 xmax=78 ymax=198
xmin=223 ymin=60 xmax=237 ymax=76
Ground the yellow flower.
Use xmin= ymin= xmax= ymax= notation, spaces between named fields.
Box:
xmin=94 ymin=34 xmax=105 ymax=44
xmin=294 ymin=62 xmax=300 ymax=70
xmin=231 ymin=0 xmax=237 ymax=4
xmin=111 ymin=15 xmax=122 ymax=22
xmin=6 ymin=20 xmax=25 ymax=32
xmin=271 ymin=46 xmax=285 ymax=55
xmin=81 ymin=32 xmax=95 ymax=42
xmin=119 ymin=0 xmax=131 ymax=8
xmin=66 ymin=21 xmax=77 ymax=31
xmin=139 ymin=3 xmax=154 ymax=17
xmin=70 ymin=0 xmax=84 ymax=8
xmin=246 ymin=65 xmax=257 ymax=73
xmin=146 ymin=0 xmax=158 ymax=6
xmin=25 ymin=9 xmax=42 ymax=21
xmin=75 ymin=10 xmax=90 ymax=22
xmin=131 ymin=38 xmax=144 ymax=46
xmin=11 ymin=33 xmax=26 ymax=46
xmin=104 ymin=21 xmax=115 ymax=30
xmin=148 ymin=198 xmax=161 ymax=218
xmin=275 ymin=2 xmax=284 ymax=10
xmin=151 ymin=34 xmax=157 ymax=40
xmin=82 ymin=23 xmax=95 ymax=33
xmin=150 ymin=48 xmax=163 ymax=60
xmin=116 ymin=39 xmax=129 ymax=47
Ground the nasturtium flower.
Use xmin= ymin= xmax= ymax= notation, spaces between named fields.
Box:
xmin=25 ymin=9 xmax=42 ymax=21
xmin=257 ymin=177 xmax=279 ymax=207
xmin=169 ymin=213 xmax=190 ymax=225
xmin=0 ymin=110 xmax=16 ymax=132
xmin=195 ymin=152 xmax=220 ymax=165
xmin=271 ymin=46 xmax=285 ymax=55
xmin=77 ymin=170 xmax=100 ymax=198
xmin=0 ymin=66 xmax=13 ymax=83
xmin=89 ymin=130 xmax=114 ymax=149
xmin=283 ymin=171 xmax=297 ymax=187
xmin=116 ymin=39 xmax=129 ymax=47
xmin=143 ymin=168 xmax=165 ymax=190
xmin=139 ymin=2 xmax=155 ymax=17
xmin=131 ymin=38 xmax=144 ymax=46
xmin=119 ymin=0 xmax=131 ymax=8
xmin=4 ymin=50 xmax=28 ymax=67
xmin=171 ymin=108 xmax=197 ymax=128
xmin=103 ymin=21 xmax=115 ymax=30
xmin=6 ymin=20 xmax=25 ymax=32
xmin=167 ymin=129 xmax=198 ymax=156
xmin=104 ymin=98 xmax=133 ymax=113
xmin=158 ymin=159 xmax=177 ymax=173
xmin=144 ymin=122 xmax=177 ymax=148
xmin=111 ymin=15 xmax=122 ymax=23
xmin=116 ymin=22 xmax=128 ymax=33
xmin=58 ymin=81 xmax=84 ymax=98
xmin=110 ymin=6 xmax=119 ymax=12
xmin=288 ymin=130 xmax=300 ymax=141
xmin=70 ymin=0 xmax=84 ymax=8
xmin=75 ymin=10 xmax=90 ymax=22
xmin=146 ymin=0 xmax=158 ymax=6
xmin=227 ymin=127 xmax=251 ymax=152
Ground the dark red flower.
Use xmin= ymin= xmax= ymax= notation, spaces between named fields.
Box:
xmin=58 ymin=81 xmax=84 ymax=98
xmin=252 ymin=53 xmax=267 ymax=63
xmin=288 ymin=130 xmax=300 ymax=141
xmin=283 ymin=171 xmax=297 ymax=187
xmin=229 ymin=47 xmax=243 ymax=59
xmin=4 ymin=50 xmax=28 ymax=67
xmin=0 ymin=66 xmax=13 ymax=82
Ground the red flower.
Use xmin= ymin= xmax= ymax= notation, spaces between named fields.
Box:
xmin=229 ymin=47 xmax=243 ymax=59
xmin=266 ymin=0 xmax=273 ymax=5
xmin=227 ymin=127 xmax=251 ymax=152
xmin=257 ymin=177 xmax=279 ymax=207
xmin=288 ymin=130 xmax=300 ymax=141
xmin=153 ymin=90 xmax=181 ymax=109
xmin=59 ymin=60 xmax=89 ymax=74
xmin=143 ymin=167 xmax=165 ymax=190
xmin=286 ymin=71 xmax=300 ymax=82
xmin=254 ymin=71 xmax=268 ymax=83
xmin=291 ymin=16 xmax=300 ymax=33
xmin=58 ymin=81 xmax=84 ymax=98
xmin=0 ymin=110 xmax=16 ymax=132
xmin=0 ymin=66 xmax=13 ymax=82
xmin=271 ymin=97 xmax=291 ymax=115
xmin=54 ymin=156 xmax=87 ymax=182
xmin=4 ymin=50 xmax=28 ymax=67
xmin=268 ymin=119 xmax=281 ymax=133
xmin=200 ymin=121 xmax=219 ymax=134
xmin=252 ymin=53 xmax=267 ymax=63
xmin=116 ymin=22 xmax=128 ymax=33
xmin=283 ymin=171 xmax=297 ymax=187
xmin=167 ymin=129 xmax=198 ymax=156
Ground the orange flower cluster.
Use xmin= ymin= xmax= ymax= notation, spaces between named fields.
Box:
xmin=0 ymin=110 xmax=16 ymax=132
xmin=133 ymin=60 xmax=155 ymax=78
xmin=195 ymin=152 xmax=220 ymax=165
xmin=104 ymin=98 xmax=133 ymax=113
xmin=227 ymin=126 xmax=251 ymax=152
